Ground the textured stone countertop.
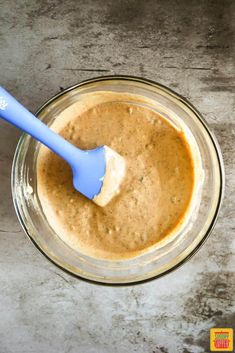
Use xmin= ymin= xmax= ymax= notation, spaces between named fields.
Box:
xmin=0 ymin=1 xmax=234 ymax=352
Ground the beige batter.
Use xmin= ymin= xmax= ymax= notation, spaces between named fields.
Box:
xmin=37 ymin=92 xmax=195 ymax=260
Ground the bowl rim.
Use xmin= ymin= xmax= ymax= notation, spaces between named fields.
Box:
xmin=11 ymin=75 xmax=225 ymax=286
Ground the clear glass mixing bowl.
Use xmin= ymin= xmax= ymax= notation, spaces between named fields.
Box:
xmin=11 ymin=76 xmax=224 ymax=285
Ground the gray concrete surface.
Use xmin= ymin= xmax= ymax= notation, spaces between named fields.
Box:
xmin=0 ymin=0 xmax=234 ymax=352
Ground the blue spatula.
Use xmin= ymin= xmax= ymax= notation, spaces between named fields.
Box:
xmin=0 ymin=87 xmax=126 ymax=206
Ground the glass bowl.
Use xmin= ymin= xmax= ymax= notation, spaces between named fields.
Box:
xmin=11 ymin=76 xmax=224 ymax=285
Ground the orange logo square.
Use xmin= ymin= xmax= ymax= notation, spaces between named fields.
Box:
xmin=210 ymin=328 xmax=233 ymax=351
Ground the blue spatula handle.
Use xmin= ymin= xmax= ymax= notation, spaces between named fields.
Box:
xmin=0 ymin=86 xmax=83 ymax=167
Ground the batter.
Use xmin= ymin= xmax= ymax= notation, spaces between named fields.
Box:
xmin=37 ymin=92 xmax=195 ymax=259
